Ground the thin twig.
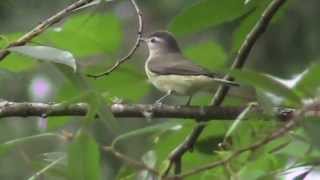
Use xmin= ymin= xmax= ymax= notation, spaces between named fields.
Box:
xmin=164 ymin=0 xmax=287 ymax=176
xmin=0 ymin=0 xmax=94 ymax=61
xmin=86 ymin=0 xmax=143 ymax=78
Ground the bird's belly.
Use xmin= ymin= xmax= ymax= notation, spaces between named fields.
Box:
xmin=145 ymin=61 xmax=215 ymax=95
xmin=148 ymin=73 xmax=214 ymax=95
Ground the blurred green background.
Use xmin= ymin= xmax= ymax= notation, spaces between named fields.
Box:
xmin=0 ymin=0 xmax=320 ymax=179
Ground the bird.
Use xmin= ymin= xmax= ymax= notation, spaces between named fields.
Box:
xmin=141 ymin=31 xmax=238 ymax=105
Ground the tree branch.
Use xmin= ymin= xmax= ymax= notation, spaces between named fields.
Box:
xmin=0 ymin=0 xmax=94 ymax=61
xmin=164 ymin=0 xmax=288 ymax=176
xmin=0 ymin=101 xmax=257 ymax=120
xmin=86 ymin=0 xmax=144 ymax=78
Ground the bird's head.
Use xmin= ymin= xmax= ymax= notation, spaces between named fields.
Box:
xmin=141 ymin=31 xmax=181 ymax=56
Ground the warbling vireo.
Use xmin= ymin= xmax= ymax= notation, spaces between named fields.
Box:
xmin=142 ymin=31 xmax=238 ymax=105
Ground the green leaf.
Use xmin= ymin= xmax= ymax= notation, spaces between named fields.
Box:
xmin=47 ymin=117 xmax=74 ymax=130
xmin=68 ymin=130 xmax=101 ymax=180
xmin=116 ymin=166 xmax=136 ymax=180
xmin=38 ymin=13 xmax=122 ymax=57
xmin=155 ymin=121 xmax=225 ymax=173
xmin=112 ymin=121 xmax=182 ymax=148
xmin=0 ymin=32 xmax=38 ymax=71
xmin=232 ymin=0 xmax=288 ymax=50
xmin=83 ymin=91 xmax=118 ymax=131
xmin=169 ymin=0 xmax=252 ymax=36
xmin=223 ymin=103 xmax=256 ymax=142
xmin=238 ymin=153 xmax=284 ymax=180
xmin=0 ymin=53 xmax=37 ymax=72
xmin=229 ymin=69 xmax=302 ymax=106
xmin=0 ymin=33 xmax=23 ymax=49
xmin=184 ymin=42 xmax=227 ymax=69
xmin=88 ymin=64 xmax=150 ymax=102
xmin=8 ymin=46 xmax=77 ymax=71
xmin=303 ymin=117 xmax=320 ymax=149
xmin=293 ymin=63 xmax=320 ymax=98
xmin=28 ymin=155 xmax=66 ymax=180
xmin=232 ymin=4 xmax=266 ymax=51
xmin=0 ymin=133 xmax=59 ymax=156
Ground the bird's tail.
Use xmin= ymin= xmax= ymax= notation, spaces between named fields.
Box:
xmin=212 ymin=78 xmax=239 ymax=87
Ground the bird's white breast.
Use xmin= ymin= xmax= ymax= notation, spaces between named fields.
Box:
xmin=145 ymin=57 xmax=215 ymax=95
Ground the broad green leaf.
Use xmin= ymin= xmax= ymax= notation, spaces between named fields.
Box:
xmin=238 ymin=153 xmax=284 ymax=180
xmin=28 ymin=155 xmax=66 ymax=180
xmin=88 ymin=64 xmax=150 ymax=102
xmin=169 ymin=0 xmax=252 ymax=36
xmin=232 ymin=0 xmax=288 ymax=50
xmin=293 ymin=63 xmax=320 ymax=98
xmin=68 ymin=130 xmax=101 ymax=180
xmin=229 ymin=69 xmax=302 ymax=106
xmin=232 ymin=8 xmax=262 ymax=51
xmin=112 ymin=121 xmax=182 ymax=148
xmin=0 ymin=33 xmax=23 ymax=49
xmin=139 ymin=151 xmax=157 ymax=180
xmin=47 ymin=117 xmax=74 ymax=130
xmin=8 ymin=46 xmax=77 ymax=71
xmin=38 ymin=13 xmax=122 ymax=57
xmin=116 ymin=166 xmax=136 ymax=180
xmin=223 ymin=103 xmax=256 ymax=142
xmin=303 ymin=117 xmax=320 ymax=149
xmin=154 ymin=121 xmax=225 ymax=174
xmin=82 ymin=91 xmax=118 ymax=131
xmin=184 ymin=42 xmax=227 ymax=70
xmin=0 ymin=53 xmax=37 ymax=72
xmin=0 ymin=133 xmax=59 ymax=156
xmin=0 ymin=32 xmax=38 ymax=71
xmin=54 ymin=64 xmax=118 ymax=131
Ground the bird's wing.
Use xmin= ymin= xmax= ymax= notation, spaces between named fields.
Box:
xmin=147 ymin=54 xmax=217 ymax=77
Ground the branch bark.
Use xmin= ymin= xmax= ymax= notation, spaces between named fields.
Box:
xmin=0 ymin=101 xmax=251 ymax=120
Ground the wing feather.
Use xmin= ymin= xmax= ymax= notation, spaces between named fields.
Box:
xmin=147 ymin=54 xmax=217 ymax=77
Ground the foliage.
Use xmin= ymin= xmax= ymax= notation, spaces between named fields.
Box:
xmin=0 ymin=0 xmax=320 ymax=180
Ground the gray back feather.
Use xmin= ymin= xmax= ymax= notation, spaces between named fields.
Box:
xmin=147 ymin=53 xmax=218 ymax=77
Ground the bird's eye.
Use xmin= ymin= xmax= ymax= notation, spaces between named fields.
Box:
xmin=150 ymin=38 xmax=156 ymax=43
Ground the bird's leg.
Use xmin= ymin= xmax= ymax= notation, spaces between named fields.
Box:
xmin=185 ymin=95 xmax=193 ymax=106
xmin=155 ymin=90 xmax=172 ymax=105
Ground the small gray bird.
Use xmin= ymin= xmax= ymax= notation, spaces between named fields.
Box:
xmin=142 ymin=31 xmax=238 ymax=105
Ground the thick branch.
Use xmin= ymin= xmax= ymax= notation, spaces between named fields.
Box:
xmin=0 ymin=0 xmax=94 ymax=61
xmin=0 ymin=101 xmax=250 ymax=119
